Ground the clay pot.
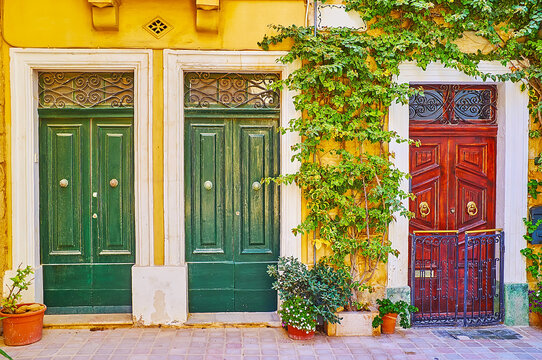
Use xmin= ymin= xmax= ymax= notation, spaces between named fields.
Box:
xmin=287 ymin=325 xmax=315 ymax=340
xmin=381 ymin=313 xmax=398 ymax=334
xmin=0 ymin=303 xmax=46 ymax=346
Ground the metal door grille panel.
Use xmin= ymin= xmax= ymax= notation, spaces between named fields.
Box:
xmin=410 ymin=230 xmax=504 ymax=327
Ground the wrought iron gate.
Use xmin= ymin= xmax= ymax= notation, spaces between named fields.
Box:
xmin=410 ymin=229 xmax=505 ymax=326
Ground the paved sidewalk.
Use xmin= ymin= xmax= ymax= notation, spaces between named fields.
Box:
xmin=2 ymin=325 xmax=542 ymax=360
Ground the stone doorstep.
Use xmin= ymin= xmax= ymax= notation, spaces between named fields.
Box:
xmin=44 ymin=312 xmax=281 ymax=329
xmin=184 ymin=312 xmax=281 ymax=328
xmin=43 ymin=313 xmax=133 ymax=328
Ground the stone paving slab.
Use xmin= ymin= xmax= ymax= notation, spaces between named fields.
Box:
xmin=1 ymin=325 xmax=542 ymax=360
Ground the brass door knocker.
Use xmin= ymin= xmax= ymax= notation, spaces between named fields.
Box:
xmin=419 ymin=201 xmax=430 ymax=217
xmin=466 ymin=201 xmax=478 ymax=216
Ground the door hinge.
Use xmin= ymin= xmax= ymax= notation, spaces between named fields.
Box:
xmin=34 ymin=153 xmax=39 ymax=163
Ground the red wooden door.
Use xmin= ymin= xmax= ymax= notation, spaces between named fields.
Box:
xmin=409 ymin=130 xmax=496 ymax=316
xmin=410 ymin=134 xmax=496 ymax=233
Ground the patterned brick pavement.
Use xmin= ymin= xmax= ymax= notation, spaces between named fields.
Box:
xmin=2 ymin=325 xmax=542 ymax=360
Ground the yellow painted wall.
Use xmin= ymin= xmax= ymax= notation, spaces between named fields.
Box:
xmin=3 ymin=0 xmax=304 ymax=49
xmin=0 ymin=0 xmax=305 ymax=270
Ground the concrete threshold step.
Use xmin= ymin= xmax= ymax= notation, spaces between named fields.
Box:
xmin=44 ymin=313 xmax=133 ymax=329
xmin=184 ymin=312 xmax=281 ymax=328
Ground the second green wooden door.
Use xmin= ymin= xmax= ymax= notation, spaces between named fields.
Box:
xmin=40 ymin=112 xmax=135 ymax=314
xmin=185 ymin=116 xmax=280 ymax=312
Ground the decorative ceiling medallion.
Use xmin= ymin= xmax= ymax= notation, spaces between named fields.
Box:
xmin=144 ymin=16 xmax=173 ymax=39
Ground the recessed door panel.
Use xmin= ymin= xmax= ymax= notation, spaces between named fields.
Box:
xmin=95 ymin=122 xmax=134 ymax=259
xmin=40 ymin=121 xmax=90 ymax=264
xmin=185 ymin=122 xmax=229 ymax=260
xmin=235 ymin=123 xmax=279 ymax=258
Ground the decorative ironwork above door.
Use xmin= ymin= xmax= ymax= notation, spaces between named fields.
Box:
xmin=184 ymin=72 xmax=280 ymax=109
xmin=409 ymin=84 xmax=497 ymax=125
xmin=38 ymin=72 xmax=134 ymax=109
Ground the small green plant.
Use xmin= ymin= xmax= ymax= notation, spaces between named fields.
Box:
xmin=268 ymin=256 xmax=351 ymax=324
xmin=279 ymin=296 xmax=316 ymax=333
xmin=1 ymin=265 xmax=33 ymax=314
xmin=372 ymin=298 xmax=418 ymax=329
xmin=0 ymin=348 xmax=13 ymax=360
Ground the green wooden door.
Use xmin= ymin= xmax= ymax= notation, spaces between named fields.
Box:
xmin=185 ymin=115 xmax=280 ymax=312
xmin=39 ymin=110 xmax=135 ymax=314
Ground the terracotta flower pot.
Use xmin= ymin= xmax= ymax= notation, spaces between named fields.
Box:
xmin=0 ymin=303 xmax=46 ymax=346
xmin=381 ymin=313 xmax=398 ymax=334
xmin=287 ymin=325 xmax=315 ymax=340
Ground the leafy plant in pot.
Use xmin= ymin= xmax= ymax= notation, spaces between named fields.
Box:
xmin=268 ymin=257 xmax=351 ymax=339
xmin=0 ymin=265 xmax=47 ymax=346
xmin=372 ymin=298 xmax=418 ymax=334
xmin=279 ymin=296 xmax=317 ymax=340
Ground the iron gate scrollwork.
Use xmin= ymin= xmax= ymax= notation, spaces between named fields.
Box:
xmin=410 ymin=229 xmax=505 ymax=327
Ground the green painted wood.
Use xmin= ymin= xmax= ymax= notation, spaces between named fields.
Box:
xmin=93 ymin=121 xmax=135 ymax=263
xmin=40 ymin=115 xmax=135 ymax=314
xmin=185 ymin=121 xmax=231 ymax=262
xmin=185 ymin=116 xmax=279 ymax=313
xmin=38 ymin=108 xmax=134 ymax=118
xmin=45 ymin=306 xmax=132 ymax=315
xmin=40 ymin=120 xmax=90 ymax=264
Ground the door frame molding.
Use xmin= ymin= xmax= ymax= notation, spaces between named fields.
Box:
xmin=9 ymin=48 xmax=154 ymax=302
xmin=388 ymin=61 xmax=529 ymax=290
xmin=163 ymin=50 xmax=302 ymax=265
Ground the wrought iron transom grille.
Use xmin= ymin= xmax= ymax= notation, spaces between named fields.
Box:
xmin=410 ymin=230 xmax=505 ymax=327
xmin=184 ymin=72 xmax=280 ymax=109
xmin=409 ymin=84 xmax=497 ymax=125
xmin=38 ymin=72 xmax=134 ymax=109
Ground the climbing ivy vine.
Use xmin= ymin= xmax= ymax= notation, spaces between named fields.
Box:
xmin=260 ymin=0 xmax=542 ymax=307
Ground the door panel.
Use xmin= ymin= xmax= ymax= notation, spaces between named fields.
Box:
xmin=40 ymin=116 xmax=135 ymax=314
xmin=185 ymin=122 xmax=230 ymax=260
xmin=40 ymin=121 xmax=90 ymax=264
xmin=235 ymin=123 xmax=279 ymax=259
xmin=409 ymin=140 xmax=446 ymax=231
xmin=186 ymin=116 xmax=279 ymax=312
xmin=450 ymin=138 xmax=495 ymax=232
xmin=95 ymin=122 xmax=134 ymax=259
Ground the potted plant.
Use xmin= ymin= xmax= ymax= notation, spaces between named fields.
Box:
xmin=268 ymin=257 xmax=351 ymax=339
xmin=1 ymin=265 xmax=46 ymax=346
xmin=279 ymin=296 xmax=317 ymax=340
xmin=372 ymin=298 xmax=418 ymax=334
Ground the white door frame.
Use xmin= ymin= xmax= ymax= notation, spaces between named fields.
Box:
xmin=387 ymin=61 xmax=529 ymax=291
xmin=8 ymin=48 xmax=154 ymax=302
xmin=163 ymin=50 xmax=302 ymax=266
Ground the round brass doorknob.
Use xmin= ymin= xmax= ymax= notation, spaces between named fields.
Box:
xmin=252 ymin=181 xmax=262 ymax=191
xmin=110 ymin=179 xmax=119 ymax=188
xmin=203 ymin=180 xmax=213 ymax=190
xmin=59 ymin=179 xmax=69 ymax=188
